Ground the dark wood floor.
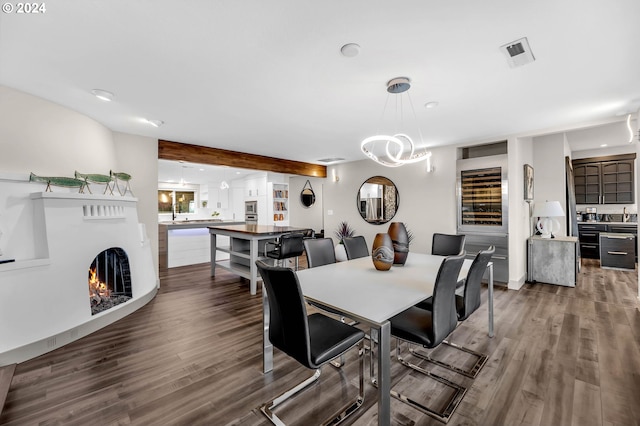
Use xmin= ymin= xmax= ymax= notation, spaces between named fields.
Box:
xmin=1 ymin=258 xmax=639 ymax=426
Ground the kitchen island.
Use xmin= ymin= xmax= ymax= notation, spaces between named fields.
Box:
xmin=209 ymin=224 xmax=309 ymax=295
xmin=159 ymin=220 xmax=245 ymax=270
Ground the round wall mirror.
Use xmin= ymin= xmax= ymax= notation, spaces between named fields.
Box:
xmin=357 ymin=176 xmax=399 ymax=224
xmin=300 ymin=180 xmax=316 ymax=207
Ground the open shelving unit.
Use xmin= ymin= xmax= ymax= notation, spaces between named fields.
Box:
xmin=269 ymin=183 xmax=289 ymax=225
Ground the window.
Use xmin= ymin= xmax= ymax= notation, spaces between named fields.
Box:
xmin=157 ymin=190 xmax=196 ymax=214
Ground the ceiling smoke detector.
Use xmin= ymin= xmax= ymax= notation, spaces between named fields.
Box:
xmin=500 ymin=37 xmax=535 ymax=68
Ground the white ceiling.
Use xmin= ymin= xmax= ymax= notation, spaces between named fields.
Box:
xmin=158 ymin=159 xmax=257 ymax=185
xmin=1 ymin=0 xmax=639 ymax=165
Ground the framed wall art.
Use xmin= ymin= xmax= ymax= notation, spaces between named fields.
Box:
xmin=524 ymin=164 xmax=534 ymax=201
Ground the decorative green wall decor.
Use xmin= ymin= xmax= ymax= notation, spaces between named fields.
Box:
xmin=75 ymin=171 xmax=115 ymax=195
xmin=110 ymin=171 xmax=133 ymax=196
xmin=30 ymin=172 xmax=86 ymax=193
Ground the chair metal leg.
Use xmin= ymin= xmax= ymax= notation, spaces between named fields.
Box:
xmin=370 ymin=338 xmax=467 ymax=424
xmin=261 ymin=341 xmax=365 ymax=426
xmin=261 ymin=369 xmax=322 ymax=425
xmin=394 ymin=340 xmax=467 ymax=423
xmin=409 ymin=339 xmax=488 ymax=379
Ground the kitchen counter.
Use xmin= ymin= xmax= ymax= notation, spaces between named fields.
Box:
xmin=208 ymin=224 xmax=310 ymax=294
xmin=159 ymin=220 xmax=245 ymax=269
xmin=159 ymin=219 xmax=241 ymax=228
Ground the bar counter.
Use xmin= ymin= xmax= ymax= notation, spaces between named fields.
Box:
xmin=208 ymin=224 xmax=308 ymax=294
xmin=158 ymin=220 xmax=244 ymax=270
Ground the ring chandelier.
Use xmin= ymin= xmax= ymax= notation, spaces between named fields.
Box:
xmin=361 ymin=77 xmax=432 ymax=168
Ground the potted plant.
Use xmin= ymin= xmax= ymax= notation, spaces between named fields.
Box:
xmin=334 ymin=221 xmax=355 ymax=261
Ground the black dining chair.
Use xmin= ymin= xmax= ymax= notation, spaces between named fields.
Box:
xmin=414 ymin=246 xmax=494 ymax=378
xmin=342 ymin=236 xmax=369 ymax=260
xmin=256 ymin=260 xmax=365 ymax=426
xmin=264 ymin=232 xmax=305 ymax=270
xmin=303 ymin=237 xmax=360 ymax=361
xmin=370 ymin=252 xmax=467 ymax=423
xmin=303 ymin=237 xmax=336 ymax=268
xmin=431 ymin=233 xmax=466 ymax=256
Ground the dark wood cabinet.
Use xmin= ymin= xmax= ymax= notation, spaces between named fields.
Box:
xmin=574 ymin=162 xmax=601 ymax=204
xmin=600 ymin=233 xmax=635 ymax=270
xmin=601 ymin=160 xmax=634 ymax=203
xmin=578 ymin=223 xmax=607 ymax=259
xmin=573 ymin=154 xmax=635 ymax=204
xmin=606 ymin=223 xmax=637 ymax=261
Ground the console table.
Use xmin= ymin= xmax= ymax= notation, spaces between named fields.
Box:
xmin=527 ymin=235 xmax=579 ymax=287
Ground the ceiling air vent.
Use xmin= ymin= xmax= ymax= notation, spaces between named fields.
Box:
xmin=317 ymin=157 xmax=345 ymax=163
xmin=500 ymin=37 xmax=535 ymax=68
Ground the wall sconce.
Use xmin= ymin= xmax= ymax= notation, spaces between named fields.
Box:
xmin=532 ymin=200 xmax=565 ymax=238
xmin=426 ymin=155 xmax=434 ymax=173
xmin=332 ymin=169 xmax=339 ymax=182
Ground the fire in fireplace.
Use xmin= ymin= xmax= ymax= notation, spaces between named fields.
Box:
xmin=88 ymin=247 xmax=133 ymax=315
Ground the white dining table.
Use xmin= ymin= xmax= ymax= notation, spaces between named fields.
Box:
xmin=261 ymin=253 xmax=494 ymax=426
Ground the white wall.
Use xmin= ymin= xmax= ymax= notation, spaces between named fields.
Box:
xmin=289 ymin=176 xmax=325 ymax=233
xmin=324 ymin=146 xmax=457 ymax=254
xmin=0 ymin=86 xmax=158 ymax=272
xmin=0 ymin=86 xmax=117 ymax=174
xmin=508 ymin=136 xmax=534 ymax=289
xmin=532 ymin=133 xmax=569 ymax=236
xmin=113 ymin=132 xmax=158 ymax=270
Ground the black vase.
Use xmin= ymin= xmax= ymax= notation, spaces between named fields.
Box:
xmin=388 ymin=222 xmax=409 ymax=265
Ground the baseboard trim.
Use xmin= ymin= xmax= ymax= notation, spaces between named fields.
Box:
xmin=508 ymin=274 xmax=526 ymax=290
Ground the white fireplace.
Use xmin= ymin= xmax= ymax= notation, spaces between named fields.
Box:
xmin=0 ymin=185 xmax=158 ymax=365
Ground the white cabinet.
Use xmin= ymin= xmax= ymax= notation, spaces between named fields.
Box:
xmin=245 ymin=175 xmax=266 ymax=198
xmin=215 ymin=188 xmax=229 ymax=209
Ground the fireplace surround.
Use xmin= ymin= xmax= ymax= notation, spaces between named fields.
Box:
xmin=0 ymin=184 xmax=158 ymax=366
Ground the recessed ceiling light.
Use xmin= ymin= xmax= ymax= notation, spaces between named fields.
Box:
xmin=340 ymin=43 xmax=360 ymax=57
xmin=600 ymin=144 xmax=608 ymax=147
xmin=91 ymin=89 xmax=114 ymax=102
xmin=424 ymin=101 xmax=439 ymax=109
xmin=141 ymin=118 xmax=164 ymax=127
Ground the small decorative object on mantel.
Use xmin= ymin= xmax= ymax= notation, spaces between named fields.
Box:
xmin=372 ymin=233 xmax=394 ymax=271
xmin=110 ymin=170 xmax=133 ymax=196
xmin=388 ymin=222 xmax=409 ymax=265
xmin=74 ymin=171 xmax=115 ymax=195
xmin=334 ymin=221 xmax=355 ymax=262
xmin=29 ymin=172 xmax=86 ymax=193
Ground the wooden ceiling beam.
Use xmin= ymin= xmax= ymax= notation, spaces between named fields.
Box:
xmin=158 ymin=140 xmax=327 ymax=178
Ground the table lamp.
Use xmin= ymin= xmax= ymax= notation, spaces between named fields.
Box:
xmin=533 ymin=200 xmax=565 ymax=238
